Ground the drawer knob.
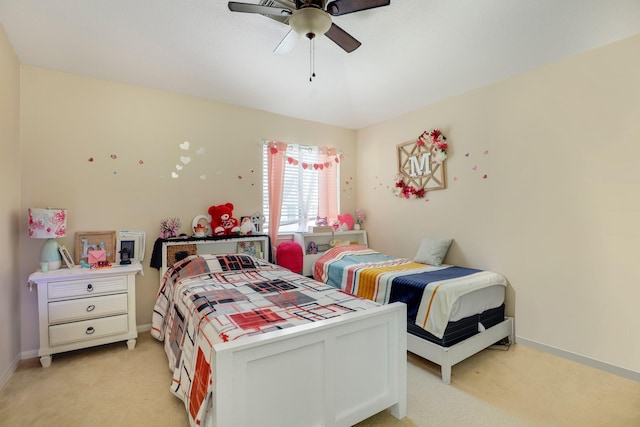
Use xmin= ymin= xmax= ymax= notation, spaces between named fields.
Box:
xmin=86 ymin=304 xmax=96 ymax=312
xmin=86 ymin=327 xmax=95 ymax=335
xmin=86 ymin=284 xmax=93 ymax=292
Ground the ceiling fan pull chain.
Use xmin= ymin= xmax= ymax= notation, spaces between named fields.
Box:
xmin=309 ymin=37 xmax=312 ymax=81
xmin=309 ymin=37 xmax=317 ymax=82
xmin=312 ymin=37 xmax=316 ymax=80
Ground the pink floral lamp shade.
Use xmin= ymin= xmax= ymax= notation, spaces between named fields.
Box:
xmin=28 ymin=208 xmax=67 ymax=271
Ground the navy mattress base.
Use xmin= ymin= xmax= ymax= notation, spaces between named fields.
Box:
xmin=406 ymin=304 xmax=505 ymax=347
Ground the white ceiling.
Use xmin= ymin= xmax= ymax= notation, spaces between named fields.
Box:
xmin=1 ymin=0 xmax=640 ymax=129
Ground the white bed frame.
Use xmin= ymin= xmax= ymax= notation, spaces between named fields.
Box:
xmin=204 ymin=302 xmax=407 ymax=427
xmin=407 ymin=317 xmax=515 ymax=384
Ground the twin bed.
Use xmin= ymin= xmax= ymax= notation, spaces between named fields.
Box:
xmin=151 ymin=240 xmax=513 ymax=426
xmin=151 ymin=253 xmax=407 ymax=427
xmin=313 ymin=244 xmax=514 ymax=384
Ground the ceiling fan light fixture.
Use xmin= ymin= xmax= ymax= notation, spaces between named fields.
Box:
xmin=289 ymin=7 xmax=332 ymax=38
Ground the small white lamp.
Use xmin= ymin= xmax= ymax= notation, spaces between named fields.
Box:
xmin=28 ymin=208 xmax=67 ymax=271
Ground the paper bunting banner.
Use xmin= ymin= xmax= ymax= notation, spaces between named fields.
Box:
xmin=268 ymin=142 xmax=342 ymax=171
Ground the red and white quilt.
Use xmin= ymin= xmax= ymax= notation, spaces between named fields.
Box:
xmin=151 ymin=253 xmax=379 ymax=426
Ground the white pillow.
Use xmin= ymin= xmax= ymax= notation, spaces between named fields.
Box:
xmin=413 ymin=237 xmax=453 ymax=266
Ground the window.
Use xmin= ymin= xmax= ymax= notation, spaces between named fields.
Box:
xmin=262 ymin=142 xmax=340 ymax=233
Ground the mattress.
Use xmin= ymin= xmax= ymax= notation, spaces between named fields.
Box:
xmin=407 ymin=304 xmax=505 ymax=347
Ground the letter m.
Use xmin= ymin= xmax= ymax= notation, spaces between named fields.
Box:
xmin=409 ymin=153 xmax=431 ymax=177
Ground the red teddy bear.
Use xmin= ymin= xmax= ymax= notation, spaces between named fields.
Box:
xmin=208 ymin=203 xmax=240 ymax=236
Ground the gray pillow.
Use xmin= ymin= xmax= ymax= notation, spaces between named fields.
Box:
xmin=413 ymin=237 xmax=453 ymax=266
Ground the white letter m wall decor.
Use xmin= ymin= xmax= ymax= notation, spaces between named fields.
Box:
xmin=396 ymin=136 xmax=446 ymax=194
xmin=409 ymin=152 xmax=431 ymax=177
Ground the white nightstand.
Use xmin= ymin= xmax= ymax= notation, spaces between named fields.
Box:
xmin=28 ymin=263 xmax=143 ymax=367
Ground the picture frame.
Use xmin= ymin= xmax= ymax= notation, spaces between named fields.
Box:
xmin=116 ymin=230 xmax=146 ymax=264
xmin=237 ymin=240 xmax=262 ymax=258
xmin=58 ymin=245 xmax=75 ymax=268
xmin=75 ymin=231 xmax=117 ymax=264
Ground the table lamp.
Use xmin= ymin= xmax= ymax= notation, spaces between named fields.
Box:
xmin=28 ymin=208 xmax=67 ymax=271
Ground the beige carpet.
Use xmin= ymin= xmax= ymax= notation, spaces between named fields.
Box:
xmin=1 ymin=333 xmax=638 ymax=427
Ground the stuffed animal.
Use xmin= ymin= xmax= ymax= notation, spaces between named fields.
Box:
xmin=208 ymin=203 xmax=240 ymax=236
xmin=338 ymin=213 xmax=354 ymax=231
xmin=239 ymin=217 xmax=255 ymax=235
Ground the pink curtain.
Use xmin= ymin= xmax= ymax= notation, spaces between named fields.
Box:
xmin=267 ymin=141 xmax=287 ymax=256
xmin=318 ymin=147 xmax=339 ymax=224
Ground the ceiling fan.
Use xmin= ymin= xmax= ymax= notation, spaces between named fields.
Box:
xmin=228 ymin=0 xmax=390 ymax=54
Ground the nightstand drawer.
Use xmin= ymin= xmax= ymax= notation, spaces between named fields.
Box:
xmin=47 ymin=276 xmax=127 ymax=299
xmin=48 ymin=293 xmax=128 ymax=324
xmin=49 ymin=314 xmax=128 ymax=347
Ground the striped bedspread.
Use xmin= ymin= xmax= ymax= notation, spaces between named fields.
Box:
xmin=314 ymin=245 xmax=507 ymax=339
xmin=151 ymin=253 xmax=379 ymax=427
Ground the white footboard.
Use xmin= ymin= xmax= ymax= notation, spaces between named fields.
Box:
xmin=208 ymin=302 xmax=407 ymax=427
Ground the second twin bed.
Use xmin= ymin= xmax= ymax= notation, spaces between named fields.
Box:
xmin=313 ymin=244 xmax=514 ymax=383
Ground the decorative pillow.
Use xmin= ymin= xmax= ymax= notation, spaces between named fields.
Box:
xmin=413 ymin=237 xmax=453 ymax=266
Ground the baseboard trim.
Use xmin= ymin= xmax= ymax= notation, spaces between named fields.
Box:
xmin=517 ymin=336 xmax=640 ymax=383
xmin=21 ymin=349 xmax=38 ymax=359
xmin=13 ymin=329 xmax=637 ymax=386
xmin=0 ymin=353 xmax=21 ymax=392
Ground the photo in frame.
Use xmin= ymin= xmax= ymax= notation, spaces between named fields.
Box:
xmin=237 ymin=241 xmax=262 ymax=258
xmin=75 ymin=231 xmax=117 ymax=264
xmin=58 ymin=245 xmax=74 ymax=268
xmin=116 ymin=230 xmax=146 ymax=264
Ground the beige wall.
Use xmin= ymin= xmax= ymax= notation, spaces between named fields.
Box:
xmin=357 ymin=34 xmax=640 ymax=374
xmin=18 ymin=66 xmax=357 ymax=353
xmin=0 ymin=24 xmax=21 ymax=385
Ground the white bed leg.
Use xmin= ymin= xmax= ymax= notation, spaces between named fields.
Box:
xmin=390 ymin=400 xmax=407 ymax=419
xmin=441 ymin=364 xmax=452 ymax=384
xmin=508 ymin=318 xmax=516 ymax=344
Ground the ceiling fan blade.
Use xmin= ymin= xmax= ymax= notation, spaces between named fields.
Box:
xmin=326 ymin=0 xmax=390 ymax=16
xmin=325 ymin=23 xmax=361 ymax=53
xmin=228 ymin=2 xmax=293 ymax=17
xmin=274 ymin=29 xmax=299 ymax=54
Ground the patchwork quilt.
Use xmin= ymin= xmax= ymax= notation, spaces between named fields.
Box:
xmin=314 ymin=245 xmax=507 ymax=339
xmin=151 ymin=253 xmax=380 ymax=427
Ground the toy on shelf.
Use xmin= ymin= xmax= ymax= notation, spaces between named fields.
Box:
xmin=251 ymin=212 xmax=265 ymax=233
xmin=338 ymin=213 xmax=354 ymax=231
xmin=191 ymin=215 xmax=211 ymax=237
xmin=239 ymin=217 xmax=256 ymax=235
xmin=208 ymin=203 xmax=240 ymax=236
xmin=91 ymin=260 xmax=112 ymax=269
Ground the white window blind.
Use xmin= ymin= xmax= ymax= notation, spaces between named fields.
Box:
xmin=262 ymin=143 xmax=337 ymax=233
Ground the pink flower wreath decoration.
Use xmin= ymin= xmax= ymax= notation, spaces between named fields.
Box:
xmin=393 ymin=129 xmax=448 ymax=199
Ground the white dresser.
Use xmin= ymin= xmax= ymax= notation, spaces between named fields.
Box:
xmin=28 ymin=263 xmax=142 ymax=367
